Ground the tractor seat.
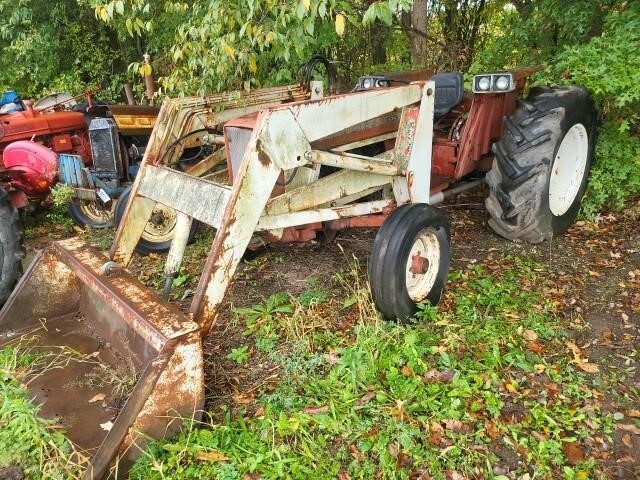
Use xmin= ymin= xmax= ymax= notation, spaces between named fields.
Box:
xmin=430 ymin=72 xmax=464 ymax=118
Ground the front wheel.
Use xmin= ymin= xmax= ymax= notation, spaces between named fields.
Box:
xmin=486 ymin=85 xmax=598 ymax=242
xmin=114 ymin=186 xmax=198 ymax=255
xmin=0 ymin=189 xmax=25 ymax=305
xmin=368 ymin=203 xmax=451 ymax=321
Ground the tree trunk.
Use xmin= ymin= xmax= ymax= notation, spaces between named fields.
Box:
xmin=370 ymin=21 xmax=388 ymax=65
xmin=409 ymin=0 xmax=428 ymax=67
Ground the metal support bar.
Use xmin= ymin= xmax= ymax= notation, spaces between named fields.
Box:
xmin=162 ymin=212 xmax=193 ymax=300
xmin=307 ymin=150 xmax=399 ymax=176
xmin=265 ymin=169 xmax=391 ymax=216
xmin=190 ymin=143 xmax=282 ymax=332
xmin=256 ymin=199 xmax=393 ymax=231
xmin=110 ymin=193 xmax=157 ymax=266
xmin=137 ymin=166 xmax=231 ymax=228
xmin=429 ymin=179 xmax=484 ymax=205
xmin=404 ymin=81 xmax=435 ymax=203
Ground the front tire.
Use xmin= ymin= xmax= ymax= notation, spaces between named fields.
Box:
xmin=0 ymin=189 xmax=24 ymax=305
xmin=369 ymin=204 xmax=451 ymax=321
xmin=486 ymin=85 xmax=598 ymax=242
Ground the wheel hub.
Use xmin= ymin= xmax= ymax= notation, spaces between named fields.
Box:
xmin=548 ymin=123 xmax=589 ymax=217
xmin=405 ymin=228 xmax=441 ymax=302
xmin=410 ymin=254 xmax=429 ymax=274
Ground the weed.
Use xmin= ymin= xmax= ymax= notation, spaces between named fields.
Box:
xmin=0 ymin=343 xmax=85 ymax=479
xmin=227 ymin=346 xmax=249 ymax=365
xmin=133 ymin=260 xmax=615 ymax=479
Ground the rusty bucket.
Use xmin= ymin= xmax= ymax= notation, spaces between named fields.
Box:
xmin=0 ymin=238 xmax=204 ymax=479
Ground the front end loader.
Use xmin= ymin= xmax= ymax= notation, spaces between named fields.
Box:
xmin=0 ymin=65 xmax=597 ymax=477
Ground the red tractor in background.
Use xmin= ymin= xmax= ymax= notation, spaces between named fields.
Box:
xmin=0 ymin=91 xmax=93 ymax=303
xmin=0 ymin=90 xmax=168 ymax=304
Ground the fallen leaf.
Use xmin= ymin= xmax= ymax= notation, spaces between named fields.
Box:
xmin=485 ymin=421 xmax=500 ymax=439
xmin=429 ymin=421 xmax=444 ymax=446
xmin=588 ymin=270 xmax=601 ymax=277
xmin=355 ymin=392 xmax=376 ymax=406
xmin=396 ymin=451 xmax=413 ymax=468
xmin=577 ymin=361 xmax=600 ymax=373
xmin=337 ymin=469 xmax=351 ymax=480
xmin=628 ymin=410 xmax=640 ymax=418
xmin=303 ymin=405 xmax=329 ymax=415
xmin=100 ymin=421 xmax=113 ymax=432
xmin=390 ymin=399 xmax=405 ymax=421
xmin=565 ymin=341 xmax=600 ymax=373
xmin=504 ymin=380 xmax=518 ymax=393
xmin=443 ymin=419 xmax=469 ymax=433
xmin=564 ymin=441 xmax=584 ymax=465
xmin=534 ymin=364 xmax=546 ymax=374
xmin=401 ymin=365 xmax=415 ymax=377
xmin=527 ymin=342 xmax=545 ymax=354
xmin=617 ymin=423 xmax=640 ymax=435
xmin=622 ymin=434 xmax=633 ymax=448
xmin=388 ymin=442 xmax=399 ymax=458
xmin=349 ymin=444 xmax=365 ymax=462
xmin=88 ymin=393 xmax=106 ymax=404
xmin=196 ymin=450 xmax=229 ymax=462
xmin=522 ymin=330 xmax=538 ymax=342
xmin=424 ymin=369 xmax=455 ymax=383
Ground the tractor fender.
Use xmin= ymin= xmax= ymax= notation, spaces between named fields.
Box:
xmin=2 ymin=141 xmax=59 ymax=196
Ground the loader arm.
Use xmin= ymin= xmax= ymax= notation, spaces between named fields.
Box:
xmin=111 ymin=81 xmax=436 ymax=331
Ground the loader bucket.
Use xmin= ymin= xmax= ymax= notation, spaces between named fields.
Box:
xmin=0 ymin=238 xmax=204 ymax=479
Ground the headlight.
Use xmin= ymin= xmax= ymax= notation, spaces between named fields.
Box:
xmin=472 ymin=72 xmax=515 ymax=94
xmin=494 ymin=75 xmax=511 ymax=91
xmin=477 ymin=76 xmax=491 ymax=91
xmin=355 ymin=75 xmax=392 ymax=91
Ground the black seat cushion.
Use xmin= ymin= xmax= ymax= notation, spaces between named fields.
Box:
xmin=430 ymin=72 xmax=464 ymax=118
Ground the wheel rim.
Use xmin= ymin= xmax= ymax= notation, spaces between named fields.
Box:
xmin=78 ymin=202 xmax=114 ymax=224
xmin=405 ymin=228 xmax=441 ymax=302
xmin=548 ymin=123 xmax=589 ymax=217
xmin=141 ymin=204 xmax=177 ymax=243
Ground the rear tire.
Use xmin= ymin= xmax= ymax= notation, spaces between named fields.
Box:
xmin=486 ymin=86 xmax=597 ymax=242
xmin=0 ymin=189 xmax=24 ymax=305
xmin=114 ymin=186 xmax=198 ymax=255
xmin=369 ymin=204 xmax=450 ymax=321
xmin=68 ymin=201 xmax=114 ymax=229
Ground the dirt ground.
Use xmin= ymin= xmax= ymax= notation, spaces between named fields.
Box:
xmin=23 ymin=189 xmax=640 ymax=477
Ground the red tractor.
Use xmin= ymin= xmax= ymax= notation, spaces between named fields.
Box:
xmin=0 ymin=92 xmax=93 ymax=303
xmin=0 ymin=91 xmax=164 ymax=304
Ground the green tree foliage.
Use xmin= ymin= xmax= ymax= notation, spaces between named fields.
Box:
xmin=92 ymin=0 xmax=355 ymax=94
xmin=0 ymin=0 xmax=139 ymax=100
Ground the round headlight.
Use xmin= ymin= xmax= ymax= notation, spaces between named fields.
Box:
xmin=495 ymin=75 xmax=510 ymax=91
xmin=477 ymin=77 xmax=491 ymax=91
xmin=362 ymin=78 xmax=372 ymax=89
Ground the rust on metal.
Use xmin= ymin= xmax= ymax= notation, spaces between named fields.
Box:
xmin=410 ymin=254 xmax=429 ymax=274
xmin=0 ymin=238 xmax=202 ymax=479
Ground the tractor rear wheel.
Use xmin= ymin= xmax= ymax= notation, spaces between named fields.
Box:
xmin=114 ymin=185 xmax=198 ymax=255
xmin=0 ymin=189 xmax=24 ymax=305
xmin=486 ymin=86 xmax=597 ymax=242
xmin=68 ymin=200 xmax=114 ymax=229
xmin=369 ymin=203 xmax=450 ymax=321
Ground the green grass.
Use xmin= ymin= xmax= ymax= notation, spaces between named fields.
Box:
xmin=130 ymin=258 xmax=615 ymax=480
xmin=0 ymin=344 xmax=83 ymax=479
